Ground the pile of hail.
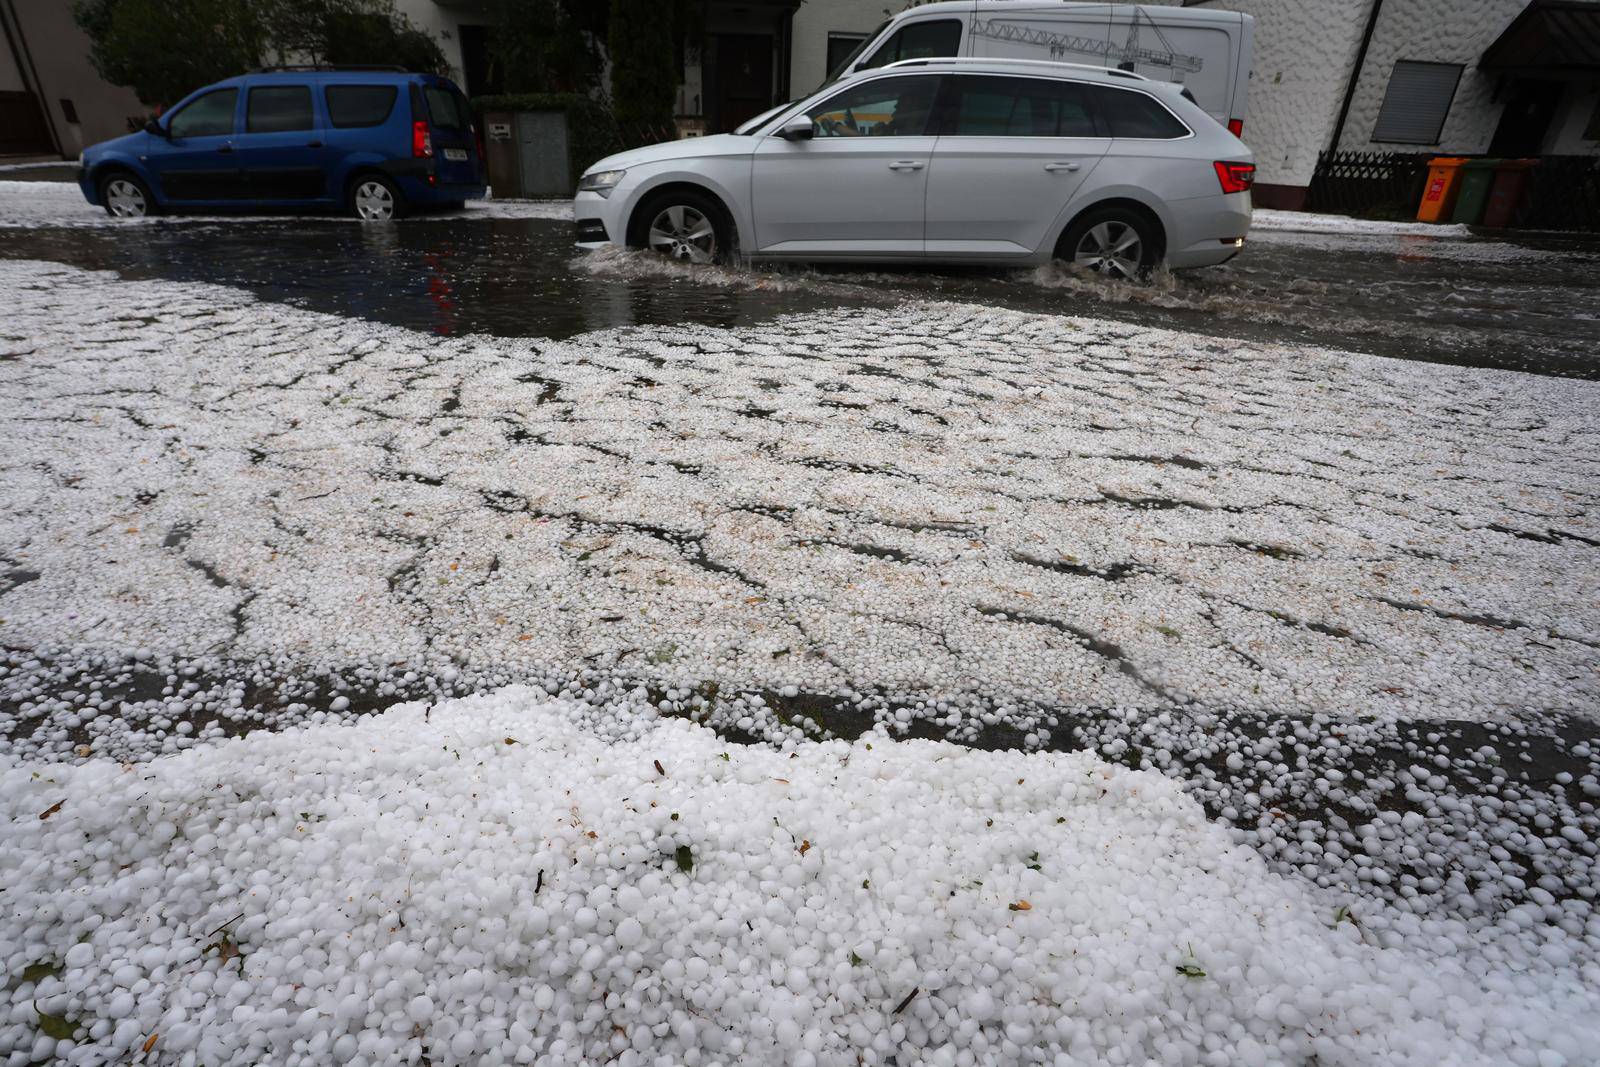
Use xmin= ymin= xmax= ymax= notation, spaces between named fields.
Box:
xmin=3 ymin=689 xmax=1595 ymax=1067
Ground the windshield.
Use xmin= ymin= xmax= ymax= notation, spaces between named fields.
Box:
xmin=823 ymin=20 xmax=889 ymax=83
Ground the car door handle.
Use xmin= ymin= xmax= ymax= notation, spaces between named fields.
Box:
xmin=307 ymin=140 xmax=323 ymax=148
xmin=217 ymin=144 xmax=233 ymax=154
xmin=1044 ymin=161 xmax=1080 ymax=173
xmin=887 ymin=160 xmax=925 ymax=171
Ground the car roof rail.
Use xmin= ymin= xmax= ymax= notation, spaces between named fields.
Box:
xmin=251 ymin=64 xmax=410 ymax=74
xmin=879 ymin=57 xmax=1150 ymax=81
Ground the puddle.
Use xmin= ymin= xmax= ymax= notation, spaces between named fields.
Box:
xmin=1 ymin=214 xmax=1597 ymax=377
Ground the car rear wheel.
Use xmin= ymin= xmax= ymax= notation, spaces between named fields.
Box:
xmin=100 ymin=173 xmax=154 ymax=218
xmin=630 ymin=191 xmax=732 ymax=265
xmin=350 ymin=175 xmax=406 ymax=221
xmin=1058 ymin=208 xmax=1159 ymax=280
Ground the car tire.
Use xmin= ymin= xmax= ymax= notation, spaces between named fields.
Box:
xmin=99 ymin=171 xmax=156 ymax=218
xmin=349 ymin=174 xmax=408 ymax=221
xmin=629 ymin=190 xmax=733 ymax=265
xmin=1056 ymin=207 xmax=1161 ymax=280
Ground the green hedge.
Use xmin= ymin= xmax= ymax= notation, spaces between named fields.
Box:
xmin=470 ymin=93 xmax=620 ymax=190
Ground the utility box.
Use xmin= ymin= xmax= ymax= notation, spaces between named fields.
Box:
xmin=479 ymin=110 xmax=573 ymax=199
xmin=517 ymin=111 xmax=572 ymax=197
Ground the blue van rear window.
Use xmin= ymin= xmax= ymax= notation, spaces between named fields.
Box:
xmin=424 ymin=86 xmax=469 ymax=130
xmin=326 ymin=85 xmax=398 ymax=128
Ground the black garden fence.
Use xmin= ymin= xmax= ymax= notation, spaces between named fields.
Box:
xmin=1306 ymin=150 xmax=1600 ymax=231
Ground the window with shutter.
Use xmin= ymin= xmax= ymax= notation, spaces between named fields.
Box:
xmin=1371 ymin=61 xmax=1463 ymax=145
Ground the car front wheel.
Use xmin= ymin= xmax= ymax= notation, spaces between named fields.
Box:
xmin=100 ymin=173 xmax=154 ymax=218
xmin=350 ymin=175 xmax=407 ymax=221
xmin=1058 ymin=208 xmax=1160 ymax=280
xmin=630 ymin=191 xmax=732 ymax=265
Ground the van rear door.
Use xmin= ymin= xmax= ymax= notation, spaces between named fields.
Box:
xmin=418 ymin=81 xmax=480 ymax=185
xmin=962 ymin=4 xmax=1251 ymax=131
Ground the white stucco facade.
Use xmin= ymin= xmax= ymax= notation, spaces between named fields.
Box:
xmin=1339 ymin=0 xmax=1599 ymax=157
xmin=1192 ymin=0 xmax=1370 ymax=189
xmin=1345 ymin=0 xmax=1504 ymax=153
xmin=394 ymin=0 xmax=472 ymax=85
xmin=789 ymin=0 xmax=899 ymax=96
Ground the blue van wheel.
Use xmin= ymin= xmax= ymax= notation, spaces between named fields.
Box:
xmin=349 ymin=175 xmax=407 ymax=221
xmin=100 ymin=172 xmax=155 ymax=218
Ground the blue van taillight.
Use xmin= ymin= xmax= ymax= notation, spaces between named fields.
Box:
xmin=412 ymin=120 xmax=433 ymax=159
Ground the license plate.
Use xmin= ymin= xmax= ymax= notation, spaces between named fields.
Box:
xmin=443 ymin=148 xmax=468 ymax=162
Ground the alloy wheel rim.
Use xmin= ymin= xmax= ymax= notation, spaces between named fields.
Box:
xmin=647 ymin=205 xmax=716 ymax=263
xmin=106 ymin=179 xmax=146 ymax=218
xmin=1073 ymin=221 xmax=1143 ymax=279
xmin=355 ymin=181 xmax=394 ymax=221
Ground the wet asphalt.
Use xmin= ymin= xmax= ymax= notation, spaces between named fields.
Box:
xmin=2 ymin=212 xmax=1597 ymax=378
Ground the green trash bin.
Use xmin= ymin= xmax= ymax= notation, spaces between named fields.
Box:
xmin=1451 ymin=158 xmax=1500 ymax=225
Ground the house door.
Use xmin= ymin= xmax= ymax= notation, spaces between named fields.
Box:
xmin=0 ymin=90 xmax=53 ymax=154
xmin=1488 ymin=79 xmax=1564 ymax=157
xmin=711 ymin=34 xmax=774 ymax=132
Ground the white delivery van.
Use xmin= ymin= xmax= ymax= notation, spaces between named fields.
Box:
xmin=826 ymin=2 xmax=1254 ymax=137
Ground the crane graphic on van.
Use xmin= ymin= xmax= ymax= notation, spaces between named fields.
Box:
xmin=972 ymin=8 xmax=1204 ymax=77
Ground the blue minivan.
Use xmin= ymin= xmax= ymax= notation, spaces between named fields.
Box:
xmin=78 ymin=67 xmax=485 ymax=220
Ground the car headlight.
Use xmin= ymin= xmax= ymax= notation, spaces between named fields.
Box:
xmin=577 ymin=169 xmax=626 ymax=198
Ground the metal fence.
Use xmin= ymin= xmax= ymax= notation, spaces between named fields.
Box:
xmin=1306 ymin=149 xmax=1600 ymax=231
xmin=1305 ymin=151 xmax=1432 ymax=219
xmin=1514 ymin=156 xmax=1600 ymax=233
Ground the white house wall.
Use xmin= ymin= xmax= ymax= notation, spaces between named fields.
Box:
xmin=1337 ymin=0 xmax=1517 ymax=153
xmin=394 ymin=0 xmax=470 ymax=86
xmin=1191 ymin=0 xmax=1369 ymax=189
xmin=1338 ymin=0 xmax=1596 ymax=157
xmin=789 ymin=0 xmax=907 ymax=97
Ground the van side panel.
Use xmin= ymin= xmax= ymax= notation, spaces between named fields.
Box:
xmin=957 ymin=4 xmax=1245 ymax=127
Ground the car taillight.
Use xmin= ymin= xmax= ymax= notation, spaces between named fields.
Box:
xmin=1214 ymin=161 xmax=1255 ymax=194
xmin=412 ymin=120 xmax=433 ymax=159
xmin=1227 ymin=118 xmax=1244 ymax=138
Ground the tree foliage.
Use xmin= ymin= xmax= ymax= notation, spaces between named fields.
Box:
xmin=483 ymin=0 xmax=604 ymax=95
xmin=73 ymin=0 xmax=448 ymax=107
xmin=607 ymin=0 xmax=677 ymax=128
xmin=73 ymin=0 xmax=266 ymax=107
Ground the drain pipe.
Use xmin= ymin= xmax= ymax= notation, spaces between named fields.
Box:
xmin=1328 ymin=0 xmax=1384 ymax=154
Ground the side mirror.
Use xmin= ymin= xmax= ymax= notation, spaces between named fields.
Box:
xmin=778 ymin=116 xmax=814 ymax=141
xmin=143 ymin=119 xmax=167 ymax=138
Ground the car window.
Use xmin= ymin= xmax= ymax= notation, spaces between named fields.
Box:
xmin=807 ymin=75 xmax=939 ymax=138
xmin=326 ymin=85 xmax=398 ymax=128
xmin=424 ymin=86 xmax=468 ymax=130
xmin=943 ymin=76 xmax=1100 ymax=137
xmin=859 ymin=19 xmax=961 ymax=70
xmin=168 ymin=88 xmax=238 ymax=139
xmin=1090 ymin=86 xmax=1189 ymax=139
xmin=246 ymin=85 xmax=313 ymax=134
xmin=1055 ymin=82 xmax=1098 ymax=137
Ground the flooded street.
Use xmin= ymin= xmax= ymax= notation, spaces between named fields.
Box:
xmin=3 ymin=210 xmax=1597 ymax=378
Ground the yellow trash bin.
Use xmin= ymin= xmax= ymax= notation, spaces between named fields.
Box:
xmin=1417 ymin=157 xmax=1470 ymax=223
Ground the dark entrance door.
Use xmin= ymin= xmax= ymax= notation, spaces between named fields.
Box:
xmin=1488 ymin=79 xmax=1564 ymax=156
xmin=710 ymin=34 xmax=774 ymax=132
xmin=0 ymin=90 xmax=53 ymax=154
